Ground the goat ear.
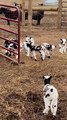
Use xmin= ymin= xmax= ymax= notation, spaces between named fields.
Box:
xmin=60 ymin=39 xmax=62 ymax=42
xmin=43 ymin=75 xmax=52 ymax=80
xmin=50 ymin=75 xmax=52 ymax=80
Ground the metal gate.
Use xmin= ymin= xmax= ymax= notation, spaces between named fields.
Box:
xmin=0 ymin=4 xmax=21 ymax=64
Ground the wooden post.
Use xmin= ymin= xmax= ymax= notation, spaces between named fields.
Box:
xmin=58 ymin=0 xmax=62 ymax=28
xmin=28 ymin=0 xmax=32 ymax=32
xmin=22 ymin=0 xmax=25 ymax=27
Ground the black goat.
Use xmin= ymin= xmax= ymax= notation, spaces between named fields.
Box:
xmin=14 ymin=2 xmax=44 ymax=25
xmin=0 ymin=7 xmax=22 ymax=25
xmin=25 ymin=10 xmax=44 ymax=25
xmin=0 ymin=3 xmax=44 ymax=25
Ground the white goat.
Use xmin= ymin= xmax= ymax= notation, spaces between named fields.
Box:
xmin=42 ymin=75 xmax=59 ymax=116
xmin=59 ymin=38 xmax=67 ymax=53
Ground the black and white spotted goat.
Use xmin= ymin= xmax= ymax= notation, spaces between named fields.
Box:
xmin=40 ymin=43 xmax=56 ymax=60
xmin=3 ymin=38 xmax=22 ymax=59
xmin=42 ymin=75 xmax=59 ymax=116
xmin=22 ymin=36 xmax=41 ymax=60
xmin=22 ymin=36 xmax=56 ymax=60
xmin=59 ymin=38 xmax=67 ymax=54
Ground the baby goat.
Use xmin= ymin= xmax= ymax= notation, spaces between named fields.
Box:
xmin=40 ymin=43 xmax=56 ymax=60
xmin=59 ymin=38 xmax=67 ymax=53
xmin=4 ymin=39 xmax=18 ymax=57
xmin=42 ymin=75 xmax=59 ymax=116
xmin=22 ymin=36 xmax=39 ymax=60
xmin=22 ymin=37 xmax=56 ymax=60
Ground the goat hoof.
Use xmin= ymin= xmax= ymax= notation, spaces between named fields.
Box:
xmin=21 ymin=61 xmax=25 ymax=64
xmin=41 ymin=58 xmax=44 ymax=61
xmin=52 ymin=116 xmax=56 ymax=120
xmin=31 ymin=57 xmax=33 ymax=59
xmin=43 ymin=112 xmax=48 ymax=115
xmin=43 ymin=110 xmax=48 ymax=115
xmin=35 ymin=59 xmax=37 ymax=61
xmin=47 ymin=56 xmax=50 ymax=58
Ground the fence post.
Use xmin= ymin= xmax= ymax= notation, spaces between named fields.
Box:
xmin=58 ymin=0 xmax=62 ymax=28
xmin=28 ymin=0 xmax=32 ymax=32
xmin=22 ymin=0 xmax=25 ymax=27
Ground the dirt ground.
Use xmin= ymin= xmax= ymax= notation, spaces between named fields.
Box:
xmin=0 ymin=1 xmax=67 ymax=120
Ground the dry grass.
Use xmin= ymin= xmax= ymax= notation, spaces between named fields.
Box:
xmin=0 ymin=0 xmax=67 ymax=120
